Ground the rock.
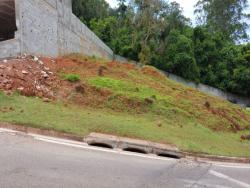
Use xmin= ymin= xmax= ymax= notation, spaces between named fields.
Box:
xmin=17 ymin=87 xmax=24 ymax=91
xmin=23 ymin=53 xmax=27 ymax=58
xmin=22 ymin=70 xmax=29 ymax=74
xmin=36 ymin=85 xmax=41 ymax=91
xmin=33 ymin=56 xmax=39 ymax=61
xmin=38 ymin=60 xmax=44 ymax=65
xmin=44 ymin=67 xmax=50 ymax=71
xmin=3 ymin=59 xmax=7 ymax=63
xmin=41 ymin=71 xmax=49 ymax=79
xmin=5 ymin=84 xmax=12 ymax=90
xmin=0 ymin=65 xmax=5 ymax=69
xmin=3 ymin=79 xmax=9 ymax=84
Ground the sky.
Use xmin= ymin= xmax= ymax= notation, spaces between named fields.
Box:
xmin=105 ymin=0 xmax=199 ymax=23
xmin=105 ymin=0 xmax=250 ymax=26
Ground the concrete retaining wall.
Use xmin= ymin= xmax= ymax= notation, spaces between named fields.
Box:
xmin=0 ymin=0 xmax=113 ymax=59
xmin=164 ymin=72 xmax=250 ymax=108
xmin=0 ymin=39 xmax=20 ymax=59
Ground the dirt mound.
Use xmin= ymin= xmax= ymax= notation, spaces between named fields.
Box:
xmin=0 ymin=56 xmax=60 ymax=99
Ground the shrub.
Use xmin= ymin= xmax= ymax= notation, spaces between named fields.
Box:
xmin=64 ymin=74 xmax=81 ymax=82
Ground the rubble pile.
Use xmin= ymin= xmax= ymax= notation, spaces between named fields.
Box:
xmin=0 ymin=56 xmax=60 ymax=99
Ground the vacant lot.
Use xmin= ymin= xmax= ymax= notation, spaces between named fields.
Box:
xmin=0 ymin=55 xmax=249 ymax=157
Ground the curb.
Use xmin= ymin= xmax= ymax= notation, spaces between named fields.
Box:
xmin=184 ymin=153 xmax=250 ymax=164
xmin=1 ymin=123 xmax=250 ymax=163
xmin=84 ymin=133 xmax=183 ymax=159
xmin=0 ymin=123 xmax=83 ymax=141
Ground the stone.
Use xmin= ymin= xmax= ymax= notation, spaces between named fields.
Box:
xmin=22 ymin=70 xmax=29 ymax=74
xmin=41 ymin=71 xmax=49 ymax=79
xmin=17 ymin=87 xmax=24 ymax=91
xmin=3 ymin=79 xmax=9 ymax=84
xmin=36 ymin=85 xmax=41 ymax=91
xmin=33 ymin=56 xmax=39 ymax=61
xmin=3 ymin=59 xmax=7 ymax=63
xmin=38 ymin=60 xmax=44 ymax=65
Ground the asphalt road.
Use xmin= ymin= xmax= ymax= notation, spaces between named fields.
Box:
xmin=0 ymin=129 xmax=250 ymax=188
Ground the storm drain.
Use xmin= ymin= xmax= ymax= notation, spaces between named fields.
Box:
xmin=88 ymin=142 xmax=113 ymax=149
xmin=157 ymin=153 xmax=181 ymax=159
xmin=123 ymin=147 xmax=148 ymax=154
xmin=84 ymin=133 xmax=182 ymax=159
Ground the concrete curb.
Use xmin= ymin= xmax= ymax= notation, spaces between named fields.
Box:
xmin=0 ymin=123 xmax=83 ymax=141
xmin=1 ymin=123 xmax=250 ymax=163
xmin=184 ymin=153 xmax=250 ymax=164
xmin=84 ymin=133 xmax=183 ymax=159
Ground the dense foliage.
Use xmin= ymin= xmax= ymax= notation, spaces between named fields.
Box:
xmin=73 ymin=0 xmax=250 ymax=97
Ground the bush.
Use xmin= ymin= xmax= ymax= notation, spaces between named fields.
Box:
xmin=64 ymin=74 xmax=81 ymax=82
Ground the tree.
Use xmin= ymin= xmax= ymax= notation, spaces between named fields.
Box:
xmin=195 ymin=0 xmax=250 ymax=42
xmin=161 ymin=30 xmax=200 ymax=81
xmin=72 ymin=0 xmax=110 ymax=25
xmin=132 ymin=0 xmax=169 ymax=64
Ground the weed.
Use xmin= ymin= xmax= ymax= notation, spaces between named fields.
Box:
xmin=64 ymin=74 xmax=81 ymax=82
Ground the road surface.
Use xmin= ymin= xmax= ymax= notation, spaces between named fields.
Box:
xmin=0 ymin=128 xmax=250 ymax=188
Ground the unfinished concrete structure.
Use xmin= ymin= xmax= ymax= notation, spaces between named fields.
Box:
xmin=0 ymin=0 xmax=113 ymax=59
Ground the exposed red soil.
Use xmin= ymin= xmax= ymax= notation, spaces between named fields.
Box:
xmin=0 ymin=57 xmax=59 ymax=99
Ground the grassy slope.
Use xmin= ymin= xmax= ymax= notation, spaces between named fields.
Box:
xmin=247 ymin=108 xmax=250 ymax=115
xmin=0 ymin=55 xmax=250 ymax=157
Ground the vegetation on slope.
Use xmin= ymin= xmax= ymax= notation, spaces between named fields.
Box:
xmin=0 ymin=55 xmax=249 ymax=157
xmin=73 ymin=0 xmax=250 ymax=97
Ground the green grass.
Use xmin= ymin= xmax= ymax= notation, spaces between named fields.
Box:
xmin=63 ymin=74 xmax=81 ymax=82
xmin=88 ymin=77 xmax=161 ymax=98
xmin=247 ymin=108 xmax=250 ymax=115
xmin=0 ymin=92 xmax=250 ymax=157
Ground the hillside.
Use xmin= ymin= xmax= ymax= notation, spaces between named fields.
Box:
xmin=0 ymin=54 xmax=250 ymax=157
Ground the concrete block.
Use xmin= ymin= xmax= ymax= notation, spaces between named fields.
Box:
xmin=118 ymin=137 xmax=153 ymax=154
xmin=150 ymin=142 xmax=183 ymax=159
xmin=84 ymin=133 xmax=119 ymax=149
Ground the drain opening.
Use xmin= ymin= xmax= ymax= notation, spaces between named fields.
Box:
xmin=123 ymin=147 xmax=147 ymax=154
xmin=157 ymin=153 xmax=180 ymax=159
xmin=88 ymin=142 xmax=113 ymax=149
